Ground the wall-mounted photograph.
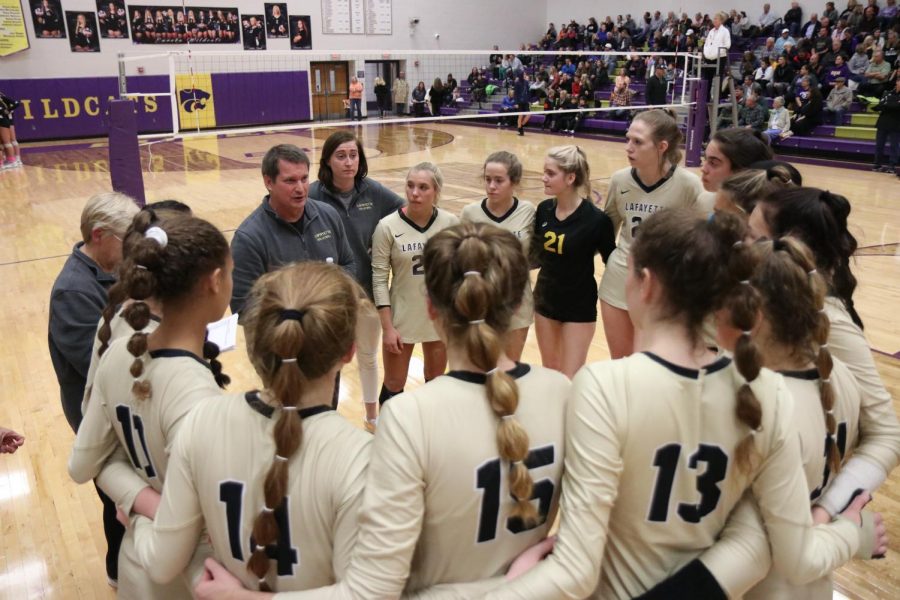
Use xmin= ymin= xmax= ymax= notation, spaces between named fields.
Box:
xmin=96 ymin=1 xmax=128 ymax=38
xmin=30 ymin=0 xmax=65 ymax=38
xmin=129 ymin=5 xmax=240 ymax=44
xmin=66 ymin=11 xmax=101 ymax=52
xmin=264 ymin=3 xmax=287 ymax=38
xmin=289 ymin=15 xmax=312 ymax=50
xmin=242 ymin=14 xmax=266 ymax=50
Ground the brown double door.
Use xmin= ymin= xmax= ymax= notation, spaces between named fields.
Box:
xmin=311 ymin=61 xmax=349 ymax=120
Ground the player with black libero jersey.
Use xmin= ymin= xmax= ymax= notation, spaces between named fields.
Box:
xmin=532 ymin=145 xmax=615 ymax=378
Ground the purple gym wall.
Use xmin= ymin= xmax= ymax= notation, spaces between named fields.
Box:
xmin=2 ymin=71 xmax=311 ymax=141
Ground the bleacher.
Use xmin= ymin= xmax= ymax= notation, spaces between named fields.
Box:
xmin=439 ymin=33 xmax=883 ymax=162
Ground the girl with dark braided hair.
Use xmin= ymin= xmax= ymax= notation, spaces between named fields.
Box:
xmin=69 ymin=211 xmax=232 ymax=599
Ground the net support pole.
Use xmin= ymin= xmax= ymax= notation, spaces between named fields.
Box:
xmin=117 ymin=53 xmax=127 ymax=98
xmin=685 ymin=79 xmax=708 ymax=168
xmin=108 ymin=99 xmax=146 ymax=207
xmin=168 ymin=53 xmax=179 ymax=136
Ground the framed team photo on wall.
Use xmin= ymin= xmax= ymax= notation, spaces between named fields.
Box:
xmin=129 ymin=5 xmax=240 ymax=44
xmin=29 ymin=0 xmax=65 ymax=38
xmin=242 ymin=14 xmax=266 ymax=50
xmin=289 ymin=15 xmax=312 ymax=49
xmin=96 ymin=1 xmax=128 ymax=38
xmin=66 ymin=11 xmax=101 ymax=52
xmin=264 ymin=2 xmax=287 ymax=38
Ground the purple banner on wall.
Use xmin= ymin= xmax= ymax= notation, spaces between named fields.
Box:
xmin=3 ymin=71 xmax=310 ymax=141
xmin=211 ymin=71 xmax=311 ymax=127
xmin=2 ymin=76 xmax=172 ymax=141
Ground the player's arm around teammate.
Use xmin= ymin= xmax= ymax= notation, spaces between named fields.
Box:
xmin=599 ymin=109 xmax=703 ymax=358
xmin=749 ymin=187 xmax=900 ymax=518
xmin=459 ymin=151 xmax=536 ymax=361
xmin=485 ymin=209 xmax=883 ymax=600
xmin=532 ymin=146 xmax=615 ymax=378
xmin=372 ymin=163 xmax=459 ymax=405
xmin=132 ymin=262 xmax=372 ymax=593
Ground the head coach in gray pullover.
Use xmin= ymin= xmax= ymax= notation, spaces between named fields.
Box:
xmin=229 ymin=144 xmax=356 ymax=316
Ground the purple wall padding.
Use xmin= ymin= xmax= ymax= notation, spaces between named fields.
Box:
xmin=685 ymin=79 xmax=708 ymax=168
xmin=108 ymin=99 xmax=146 ymax=206
xmin=210 ymin=71 xmax=311 ymax=127
xmin=2 ymin=76 xmax=172 ymax=141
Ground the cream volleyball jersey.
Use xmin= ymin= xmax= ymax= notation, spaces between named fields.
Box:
xmin=273 ymin=364 xmax=570 ymax=599
xmin=371 ymin=208 xmax=459 ymax=343
xmin=69 ymin=336 xmax=223 ymax=493
xmin=485 ymin=354 xmax=861 ymax=600
xmin=460 ymin=199 xmax=536 ymax=330
xmin=742 ymin=360 xmax=861 ymax=600
xmin=131 ymin=393 xmax=371 ymax=591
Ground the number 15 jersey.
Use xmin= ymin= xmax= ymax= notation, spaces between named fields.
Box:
xmin=371 ymin=207 xmax=459 ymax=343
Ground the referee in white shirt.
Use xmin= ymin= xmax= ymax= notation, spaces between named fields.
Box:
xmin=703 ymin=12 xmax=732 ymax=100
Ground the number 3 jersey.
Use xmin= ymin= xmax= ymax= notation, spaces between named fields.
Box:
xmin=490 ymin=353 xmax=862 ymax=600
xmin=130 ymin=393 xmax=372 ymax=590
xmin=371 ymin=207 xmax=459 ymax=343
xmin=284 ymin=364 xmax=570 ymax=598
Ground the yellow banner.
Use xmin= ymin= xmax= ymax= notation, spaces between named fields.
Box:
xmin=0 ymin=0 xmax=30 ymax=57
xmin=176 ymin=73 xmax=217 ymax=130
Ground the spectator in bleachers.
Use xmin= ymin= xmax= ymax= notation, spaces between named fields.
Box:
xmin=577 ymin=74 xmax=594 ymax=105
xmin=858 ymin=6 xmax=880 ymax=37
xmin=610 ymin=77 xmax=636 ymax=120
xmin=790 ymin=76 xmax=824 ymax=134
xmin=884 ymin=30 xmax=899 ymax=67
xmin=739 ymin=94 xmax=770 ymax=131
xmin=848 ymin=4 xmax=865 ymax=29
xmin=553 ymin=90 xmax=578 ymax=134
xmin=740 ymin=51 xmax=760 ymax=80
xmin=802 ymin=11 xmax=821 ymax=37
xmin=860 ymin=50 xmax=892 ymax=95
xmin=411 ymin=81 xmax=427 ymax=117
xmin=823 ymin=38 xmax=847 ymax=67
xmin=466 ymin=67 xmax=480 ymax=86
xmin=742 ymin=73 xmax=764 ymax=98
xmin=429 ymin=78 xmax=446 ymax=118
xmin=489 ymin=45 xmax=502 ymax=77
xmin=392 ymin=71 xmax=409 ymax=116
xmin=825 ymin=76 xmax=854 ymax=122
xmin=755 ymin=58 xmax=776 ymax=87
xmin=558 ymin=72 xmax=573 ymax=94
xmin=872 ymin=76 xmax=900 ymax=173
xmin=540 ymin=88 xmax=557 ymax=131
xmin=765 ymin=95 xmax=792 ymax=138
xmin=814 ymin=25 xmax=833 ymax=52
xmin=784 ymin=2 xmax=804 ymax=35
xmin=626 ymin=55 xmax=647 ymax=80
xmin=586 ymin=17 xmax=599 ymax=47
xmin=849 ymin=43 xmax=871 ymax=79
xmin=775 ymin=28 xmax=797 ymax=53
xmin=497 ymin=89 xmax=516 ymax=128
xmin=824 ymin=1 xmax=840 ymax=24
xmin=445 ymin=73 xmax=457 ymax=98
xmin=755 ymin=3 xmax=781 ymax=37
xmin=650 ymin=10 xmax=664 ymax=31
xmin=881 ymin=0 xmax=898 ymax=24
xmin=561 ymin=58 xmax=576 ymax=77
xmin=824 ymin=54 xmax=852 ymax=95
xmin=471 ymin=74 xmax=487 ymax=108
xmin=840 ymin=0 xmax=859 ymax=21
xmin=647 ymin=65 xmax=668 ymax=105
xmin=768 ymin=54 xmax=796 ymax=95
xmin=756 ymin=37 xmax=778 ymax=63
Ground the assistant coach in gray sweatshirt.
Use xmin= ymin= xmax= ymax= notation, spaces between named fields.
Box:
xmin=229 ymin=144 xmax=355 ymax=316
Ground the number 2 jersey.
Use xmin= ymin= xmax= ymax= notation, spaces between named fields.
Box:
xmin=487 ymin=353 xmax=862 ymax=600
xmin=131 ymin=393 xmax=371 ymax=591
xmin=372 ymin=207 xmax=459 ymax=343
xmin=275 ymin=363 xmax=571 ymax=599
xmin=532 ymin=199 xmax=615 ymax=323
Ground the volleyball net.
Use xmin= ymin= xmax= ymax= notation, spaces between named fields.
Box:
xmin=117 ymin=49 xmax=703 ymax=130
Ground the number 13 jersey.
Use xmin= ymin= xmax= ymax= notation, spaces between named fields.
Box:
xmin=371 ymin=207 xmax=459 ymax=343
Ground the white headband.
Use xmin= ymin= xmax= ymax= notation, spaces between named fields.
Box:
xmin=144 ymin=226 xmax=168 ymax=248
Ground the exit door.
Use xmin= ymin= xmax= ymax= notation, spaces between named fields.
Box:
xmin=311 ymin=62 xmax=349 ymax=120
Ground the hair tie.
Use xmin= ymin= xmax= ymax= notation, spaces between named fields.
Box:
xmin=742 ymin=330 xmax=752 ymax=336
xmin=278 ymin=309 xmax=306 ymax=323
xmin=826 ymin=409 xmax=834 ymax=415
xmin=255 ymin=544 xmax=266 ymax=552
xmin=808 ymin=268 xmax=818 ymax=276
xmin=819 ymin=308 xmax=827 ymax=314
xmin=739 ymin=280 xmax=752 ymax=286
xmin=501 ymin=414 xmax=515 ymax=421
xmin=486 ymin=367 xmax=499 ymax=375
xmin=732 ymin=240 xmax=743 ymax=249
xmin=511 ymin=460 xmax=524 ymax=466
xmin=275 ymin=454 xmax=288 ymax=463
xmin=463 ymin=270 xmax=482 ymax=277
xmin=821 ymin=378 xmax=831 ymax=384
xmin=280 ymin=357 xmax=298 ymax=364
xmin=135 ymin=264 xmax=149 ymax=271
xmin=281 ymin=405 xmax=299 ymax=412
xmin=262 ymin=506 xmax=274 ymax=513
xmin=469 ymin=319 xmax=485 ymax=325
xmin=820 ymin=343 xmax=829 ymax=349
xmin=144 ymin=226 xmax=168 ymax=248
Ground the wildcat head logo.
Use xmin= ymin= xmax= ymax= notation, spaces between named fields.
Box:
xmin=180 ymin=88 xmax=211 ymax=113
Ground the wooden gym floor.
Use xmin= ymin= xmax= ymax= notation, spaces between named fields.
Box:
xmin=0 ymin=122 xmax=897 ymax=599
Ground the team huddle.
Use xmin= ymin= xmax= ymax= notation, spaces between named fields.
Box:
xmin=59 ymin=108 xmax=899 ymax=599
